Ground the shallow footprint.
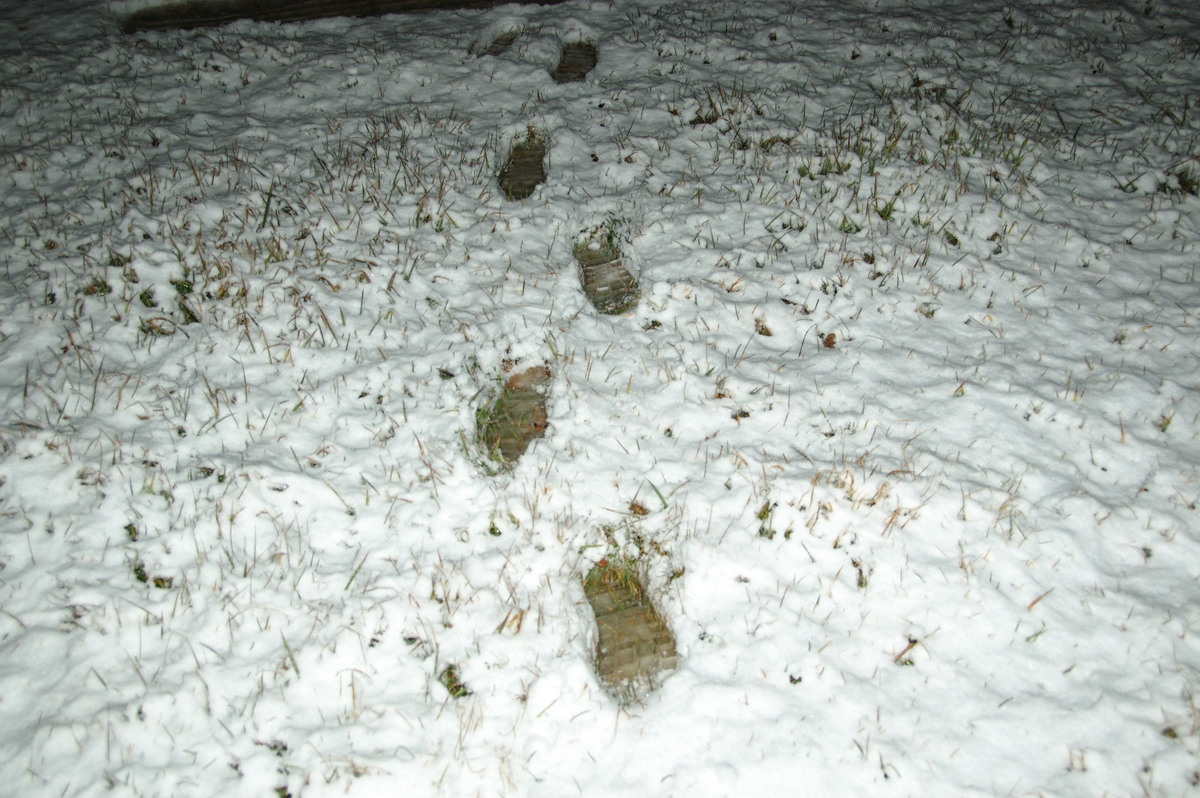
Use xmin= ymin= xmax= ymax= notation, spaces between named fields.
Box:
xmin=471 ymin=28 xmax=519 ymax=57
xmin=574 ymin=234 xmax=639 ymax=315
xmin=550 ymin=41 xmax=597 ymax=83
xmin=583 ymin=558 xmax=678 ymax=704
xmin=497 ymin=128 xmax=547 ymax=200
xmin=476 ymin=364 xmax=551 ymax=465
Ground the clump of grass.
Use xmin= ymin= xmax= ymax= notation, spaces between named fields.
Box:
xmin=583 ymin=554 xmax=646 ymax=611
xmin=438 ymin=665 xmax=471 ymax=699
xmin=131 ymin=559 xmax=173 ymax=589
xmin=178 ymin=300 xmax=201 ymax=324
xmin=82 ymin=276 xmax=112 ymax=296
xmin=756 ymin=500 xmax=777 ymax=538
xmin=140 ymin=317 xmax=179 ymax=337
xmin=1157 ymin=167 xmax=1198 ymax=197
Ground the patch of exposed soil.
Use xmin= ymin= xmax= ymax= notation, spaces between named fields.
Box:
xmin=497 ymin=129 xmax=547 ymax=200
xmin=550 ymin=41 xmax=598 ymax=83
xmin=583 ymin=560 xmax=677 ymax=704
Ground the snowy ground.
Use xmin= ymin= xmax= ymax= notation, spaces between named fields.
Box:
xmin=1 ymin=0 xmax=1199 ymax=795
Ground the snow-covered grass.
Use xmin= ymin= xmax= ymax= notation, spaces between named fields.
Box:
xmin=1 ymin=0 xmax=1199 ymax=795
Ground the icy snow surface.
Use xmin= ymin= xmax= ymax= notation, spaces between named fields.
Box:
xmin=1 ymin=0 xmax=1199 ymax=795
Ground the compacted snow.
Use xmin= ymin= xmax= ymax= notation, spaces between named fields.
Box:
xmin=1 ymin=0 xmax=1199 ymax=795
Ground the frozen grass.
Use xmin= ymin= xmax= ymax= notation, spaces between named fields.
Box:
xmin=0 ymin=0 xmax=1198 ymax=796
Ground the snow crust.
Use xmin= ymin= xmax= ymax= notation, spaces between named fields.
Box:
xmin=1 ymin=0 xmax=1198 ymax=795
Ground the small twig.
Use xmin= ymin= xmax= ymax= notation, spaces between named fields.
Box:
xmin=1026 ymin=587 xmax=1054 ymax=611
xmin=893 ymin=637 xmax=919 ymax=664
xmin=324 ymin=479 xmax=354 ymax=515
xmin=647 ymin=480 xmax=669 ymax=510
xmin=257 ymin=181 xmax=274 ymax=231
xmin=0 ymin=607 xmax=28 ymax=630
xmin=344 ymin=552 xmax=367 ymax=591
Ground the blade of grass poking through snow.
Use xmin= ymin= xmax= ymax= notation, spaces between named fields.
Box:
xmin=257 ymin=180 xmax=274 ymax=231
xmin=344 ymin=553 xmax=367 ymax=591
xmin=281 ymin=633 xmax=300 ymax=679
xmin=647 ymin=480 xmax=668 ymax=510
xmin=324 ymin=480 xmax=354 ymax=515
